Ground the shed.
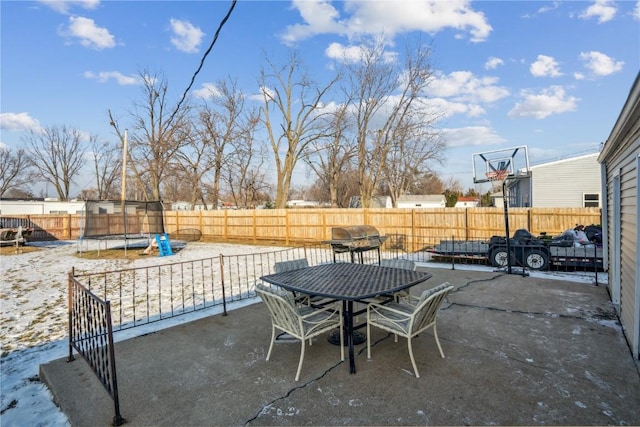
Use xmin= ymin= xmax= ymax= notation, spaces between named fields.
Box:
xmin=397 ymin=195 xmax=446 ymax=208
xmin=507 ymin=153 xmax=601 ymax=207
xmin=598 ymin=71 xmax=640 ymax=361
xmin=455 ymin=196 xmax=480 ymax=208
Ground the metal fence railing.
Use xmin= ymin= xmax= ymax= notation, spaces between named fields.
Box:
xmin=384 ymin=233 xmax=604 ymax=282
xmin=70 ymin=245 xmax=344 ymax=331
xmin=68 ymin=275 xmax=125 ymax=426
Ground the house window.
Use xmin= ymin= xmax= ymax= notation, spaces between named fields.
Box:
xmin=583 ymin=193 xmax=600 ymax=208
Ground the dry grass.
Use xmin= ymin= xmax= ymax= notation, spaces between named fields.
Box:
xmin=0 ymin=246 xmax=41 ymax=256
xmin=74 ymin=248 xmax=157 ymax=260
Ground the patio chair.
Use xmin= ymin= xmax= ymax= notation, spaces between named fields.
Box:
xmin=274 ymin=259 xmax=315 ymax=305
xmin=366 ymin=282 xmax=453 ymax=378
xmin=255 ymin=283 xmax=344 ymax=381
xmin=379 ymin=258 xmax=416 ymax=301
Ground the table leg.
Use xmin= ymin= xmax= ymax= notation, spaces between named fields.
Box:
xmin=346 ymin=300 xmax=356 ymax=374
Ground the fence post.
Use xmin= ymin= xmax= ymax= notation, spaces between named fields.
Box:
xmin=219 ymin=254 xmax=228 ymax=316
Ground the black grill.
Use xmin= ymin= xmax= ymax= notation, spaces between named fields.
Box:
xmin=326 ymin=225 xmax=387 ymax=263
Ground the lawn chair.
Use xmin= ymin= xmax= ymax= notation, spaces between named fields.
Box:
xmin=274 ymin=259 xmax=326 ymax=306
xmin=255 ymin=283 xmax=344 ymax=381
xmin=379 ymin=258 xmax=416 ymax=301
xmin=366 ymin=282 xmax=453 ymax=378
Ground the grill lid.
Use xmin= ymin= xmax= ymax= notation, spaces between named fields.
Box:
xmin=331 ymin=225 xmax=380 ymax=241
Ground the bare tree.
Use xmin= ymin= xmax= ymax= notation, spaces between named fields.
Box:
xmin=195 ymin=78 xmax=259 ymax=209
xmin=23 ymin=125 xmax=88 ymax=200
xmin=90 ymin=137 xmax=122 ymax=199
xmin=223 ymin=122 xmax=270 ymax=209
xmin=0 ymin=147 xmax=32 ymax=197
xmin=259 ymin=50 xmax=340 ymax=208
xmin=303 ymin=103 xmax=356 ymax=207
xmin=109 ymin=70 xmax=190 ymax=201
xmin=345 ymin=38 xmax=443 ymax=207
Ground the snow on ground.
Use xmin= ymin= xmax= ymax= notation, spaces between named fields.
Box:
xmin=0 ymin=240 xmax=607 ymax=426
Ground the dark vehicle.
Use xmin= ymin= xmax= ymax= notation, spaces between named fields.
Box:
xmin=430 ymin=226 xmax=603 ymax=271
xmin=487 ymin=227 xmax=603 ymax=271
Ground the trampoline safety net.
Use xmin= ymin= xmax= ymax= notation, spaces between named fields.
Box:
xmin=81 ymin=200 xmax=165 ymax=239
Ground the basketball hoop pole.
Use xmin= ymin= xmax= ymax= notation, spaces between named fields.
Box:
xmin=501 ymin=177 xmax=512 ymax=274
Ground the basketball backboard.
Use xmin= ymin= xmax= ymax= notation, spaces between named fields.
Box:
xmin=472 ymin=145 xmax=530 ymax=184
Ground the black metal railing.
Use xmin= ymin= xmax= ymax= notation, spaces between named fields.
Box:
xmin=384 ymin=233 xmax=604 ymax=281
xmin=68 ymin=275 xmax=125 ymax=426
xmin=71 ymin=244 xmax=338 ymax=331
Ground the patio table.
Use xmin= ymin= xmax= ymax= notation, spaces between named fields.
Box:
xmin=260 ymin=262 xmax=432 ymax=374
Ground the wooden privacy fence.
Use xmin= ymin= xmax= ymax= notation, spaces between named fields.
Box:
xmin=1 ymin=207 xmax=601 ymax=245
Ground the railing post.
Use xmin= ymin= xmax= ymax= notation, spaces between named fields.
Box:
xmin=219 ymin=254 xmax=228 ymax=316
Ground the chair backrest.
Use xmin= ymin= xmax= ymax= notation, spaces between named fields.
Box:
xmin=274 ymin=259 xmax=309 ymax=273
xmin=255 ymin=283 xmax=302 ymax=335
xmin=411 ymin=282 xmax=453 ymax=332
xmin=380 ymin=258 xmax=416 ymax=271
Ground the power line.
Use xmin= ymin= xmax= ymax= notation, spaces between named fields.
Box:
xmin=167 ymin=0 xmax=237 ymax=127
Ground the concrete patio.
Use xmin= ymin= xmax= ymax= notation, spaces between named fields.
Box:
xmin=40 ymin=267 xmax=640 ymax=426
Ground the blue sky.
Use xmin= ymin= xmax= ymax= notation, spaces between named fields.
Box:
xmin=1 ymin=0 xmax=639 ymax=197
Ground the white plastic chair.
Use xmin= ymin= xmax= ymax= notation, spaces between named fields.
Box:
xmin=255 ymin=283 xmax=344 ymax=381
xmin=366 ymin=282 xmax=453 ymax=378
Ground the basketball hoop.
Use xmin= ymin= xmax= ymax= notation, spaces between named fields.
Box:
xmin=485 ymin=169 xmax=509 ymax=182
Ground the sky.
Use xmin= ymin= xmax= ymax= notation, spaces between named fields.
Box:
xmin=0 ymin=239 xmax=609 ymax=425
xmin=1 ymin=0 xmax=639 ymax=197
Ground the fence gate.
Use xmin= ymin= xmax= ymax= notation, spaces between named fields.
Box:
xmin=68 ymin=272 xmax=125 ymax=426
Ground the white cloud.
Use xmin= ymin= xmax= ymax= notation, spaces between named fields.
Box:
xmin=484 ymin=57 xmax=504 ymax=70
xmin=281 ymin=0 xmax=492 ymax=45
xmin=169 ymin=19 xmax=204 ymax=53
xmin=0 ymin=112 xmax=42 ymax=133
xmin=83 ymin=71 xmax=140 ymax=85
xmin=193 ymin=83 xmax=221 ymax=99
xmin=60 ymin=16 xmax=115 ymax=50
xmin=579 ymin=0 xmax=617 ymax=23
xmin=579 ymin=51 xmax=624 ymax=76
xmin=38 ymin=0 xmax=100 ymax=14
xmin=633 ymin=1 xmax=640 ymax=20
xmin=324 ymin=42 xmax=397 ymax=64
xmin=508 ymin=86 xmax=578 ymax=119
xmin=441 ymin=126 xmax=506 ymax=148
xmin=537 ymin=1 xmax=561 ymax=14
xmin=530 ymin=55 xmax=562 ymax=77
xmin=429 ymin=71 xmax=510 ymax=104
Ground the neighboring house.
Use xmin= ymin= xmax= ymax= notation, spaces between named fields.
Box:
xmin=506 ymin=152 xmax=602 ymax=207
xmin=348 ymin=196 xmax=393 ymax=208
xmin=0 ymin=199 xmax=85 ymax=215
xmin=348 ymin=195 xmax=446 ymax=208
xmin=396 ymin=195 xmax=446 ymax=208
xmin=455 ymin=196 xmax=480 ymax=208
xmin=598 ymin=71 xmax=640 ymax=362
xmin=286 ymin=200 xmax=321 ymax=208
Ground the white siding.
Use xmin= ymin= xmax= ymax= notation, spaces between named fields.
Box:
xmin=599 ymin=71 xmax=640 ymax=360
xmin=531 ymin=153 xmax=601 ymax=207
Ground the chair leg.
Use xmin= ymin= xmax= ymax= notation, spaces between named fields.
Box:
xmin=433 ymin=323 xmax=445 ymax=358
xmin=407 ymin=336 xmax=420 ymax=378
xmin=366 ymin=320 xmax=371 ymax=359
xmin=340 ymin=326 xmax=345 ymax=361
xmin=266 ymin=325 xmax=276 ymax=361
xmin=295 ymin=339 xmax=306 ymax=381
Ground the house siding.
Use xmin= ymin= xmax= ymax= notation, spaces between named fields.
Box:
xmin=531 ymin=154 xmax=601 ymax=208
xmin=599 ymin=71 xmax=640 ymax=360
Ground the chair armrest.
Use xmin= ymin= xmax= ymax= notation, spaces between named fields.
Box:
xmin=367 ymin=302 xmax=413 ymax=319
xmin=299 ymin=303 xmax=341 ymax=320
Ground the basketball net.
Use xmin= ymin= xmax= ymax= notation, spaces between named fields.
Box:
xmin=485 ymin=169 xmax=509 ymax=182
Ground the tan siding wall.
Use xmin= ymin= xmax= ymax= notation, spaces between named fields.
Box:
xmin=618 ymin=152 xmax=638 ymax=346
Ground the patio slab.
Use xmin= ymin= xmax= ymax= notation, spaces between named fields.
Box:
xmin=40 ymin=267 xmax=640 ymax=426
